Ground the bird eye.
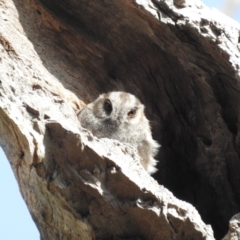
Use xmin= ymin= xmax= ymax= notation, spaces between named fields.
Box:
xmin=128 ymin=109 xmax=137 ymax=118
xmin=103 ymin=99 xmax=112 ymax=115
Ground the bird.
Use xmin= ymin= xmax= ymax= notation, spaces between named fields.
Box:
xmin=77 ymin=91 xmax=160 ymax=174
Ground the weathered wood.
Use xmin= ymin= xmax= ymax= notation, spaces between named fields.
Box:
xmin=1 ymin=0 xmax=240 ymax=239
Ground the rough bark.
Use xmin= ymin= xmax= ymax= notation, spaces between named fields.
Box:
xmin=0 ymin=0 xmax=240 ymax=239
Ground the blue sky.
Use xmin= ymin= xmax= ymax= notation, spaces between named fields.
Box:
xmin=0 ymin=148 xmax=40 ymax=239
xmin=0 ymin=1 xmax=239 ymax=239
xmin=205 ymin=0 xmax=224 ymax=8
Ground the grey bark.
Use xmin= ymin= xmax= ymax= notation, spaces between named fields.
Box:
xmin=0 ymin=0 xmax=240 ymax=239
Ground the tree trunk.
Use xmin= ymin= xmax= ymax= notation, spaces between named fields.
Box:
xmin=1 ymin=0 xmax=240 ymax=239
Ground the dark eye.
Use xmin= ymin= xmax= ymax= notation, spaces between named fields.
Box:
xmin=104 ymin=99 xmax=112 ymax=115
xmin=128 ymin=108 xmax=137 ymax=118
